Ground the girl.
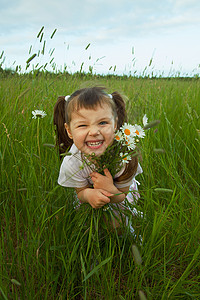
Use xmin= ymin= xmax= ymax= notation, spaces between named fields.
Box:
xmin=54 ymin=86 xmax=142 ymax=214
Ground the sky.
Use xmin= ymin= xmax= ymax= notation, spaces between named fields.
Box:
xmin=1 ymin=0 xmax=200 ymax=76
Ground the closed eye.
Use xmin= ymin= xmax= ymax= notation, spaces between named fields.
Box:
xmin=78 ymin=124 xmax=87 ymax=127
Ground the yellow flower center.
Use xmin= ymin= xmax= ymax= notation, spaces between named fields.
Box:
xmin=135 ymin=130 xmax=139 ymax=135
xmin=115 ymin=135 xmax=120 ymax=140
xmin=124 ymin=128 xmax=131 ymax=135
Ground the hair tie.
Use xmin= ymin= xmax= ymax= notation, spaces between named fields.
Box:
xmin=65 ymin=94 xmax=112 ymax=101
xmin=65 ymin=95 xmax=70 ymax=102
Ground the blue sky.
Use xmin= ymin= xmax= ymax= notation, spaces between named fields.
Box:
xmin=1 ymin=0 xmax=200 ymax=76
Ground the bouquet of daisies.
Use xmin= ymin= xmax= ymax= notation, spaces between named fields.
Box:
xmin=84 ymin=115 xmax=149 ymax=176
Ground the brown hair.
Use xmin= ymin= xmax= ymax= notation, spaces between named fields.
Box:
xmin=53 ymin=86 xmax=138 ymax=181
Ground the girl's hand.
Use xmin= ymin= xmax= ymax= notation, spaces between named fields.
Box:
xmin=90 ymin=169 xmax=129 ymax=204
xmin=90 ymin=168 xmax=115 ymax=192
xmin=78 ymin=188 xmax=113 ymax=209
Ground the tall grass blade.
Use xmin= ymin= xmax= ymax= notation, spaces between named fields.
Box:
xmin=40 ymin=32 xmax=44 ymax=43
xmin=51 ymin=29 xmax=57 ymax=39
xmin=82 ymin=256 xmax=112 ymax=282
xmin=154 ymin=188 xmax=174 ymax=193
xmin=168 ymin=245 xmax=200 ymax=298
xmin=85 ymin=43 xmax=90 ymax=50
xmin=26 ymin=53 xmax=37 ymax=64
xmin=0 ymin=287 xmax=8 ymax=300
xmin=37 ymin=26 xmax=44 ymax=38
xmin=41 ymin=40 xmax=46 ymax=55
xmin=0 ymin=50 xmax=4 ymax=59
xmin=143 ymin=120 xmax=160 ymax=130
xmin=29 ymin=45 xmax=32 ymax=54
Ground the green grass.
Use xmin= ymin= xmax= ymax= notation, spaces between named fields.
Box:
xmin=0 ymin=73 xmax=200 ymax=299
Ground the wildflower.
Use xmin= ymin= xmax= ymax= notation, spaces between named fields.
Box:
xmin=143 ymin=114 xmax=148 ymax=127
xmin=123 ymin=135 xmax=136 ymax=150
xmin=85 ymin=118 xmax=149 ymax=177
xmin=121 ymin=123 xmax=137 ymax=137
xmin=115 ymin=130 xmax=124 ymax=141
xmin=120 ymin=152 xmax=131 ymax=163
xmin=133 ymin=125 xmax=145 ymax=138
xmin=32 ymin=110 xmax=47 ymax=119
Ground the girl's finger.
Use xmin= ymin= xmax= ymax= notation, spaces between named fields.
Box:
xmin=103 ymin=168 xmax=112 ymax=178
xmin=101 ymin=190 xmax=113 ymax=197
xmin=90 ymin=171 xmax=97 ymax=176
xmin=90 ymin=177 xmax=97 ymax=184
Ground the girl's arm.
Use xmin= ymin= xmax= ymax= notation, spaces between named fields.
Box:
xmin=75 ymin=185 xmax=113 ymax=209
xmin=110 ymin=186 xmax=130 ymax=203
xmin=90 ymin=169 xmax=130 ymax=204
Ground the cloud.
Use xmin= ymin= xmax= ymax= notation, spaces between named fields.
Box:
xmin=171 ymin=0 xmax=200 ymax=10
xmin=0 ymin=0 xmax=200 ymax=74
xmin=1 ymin=0 xmax=200 ymax=41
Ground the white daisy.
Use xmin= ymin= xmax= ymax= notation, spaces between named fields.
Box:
xmin=123 ymin=135 xmax=136 ymax=150
xmin=121 ymin=123 xmax=137 ymax=137
xmin=32 ymin=110 xmax=47 ymax=119
xmin=115 ymin=130 xmax=124 ymax=142
xmin=133 ymin=124 xmax=145 ymax=138
xmin=120 ymin=152 xmax=131 ymax=163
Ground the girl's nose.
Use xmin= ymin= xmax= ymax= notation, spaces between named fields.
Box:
xmin=88 ymin=126 xmax=100 ymax=136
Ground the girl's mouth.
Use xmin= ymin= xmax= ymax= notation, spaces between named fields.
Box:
xmin=86 ymin=141 xmax=103 ymax=149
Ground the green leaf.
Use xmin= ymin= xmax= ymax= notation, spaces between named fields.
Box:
xmin=82 ymin=256 xmax=112 ymax=282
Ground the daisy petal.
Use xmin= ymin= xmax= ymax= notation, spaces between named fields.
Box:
xmin=143 ymin=114 xmax=148 ymax=126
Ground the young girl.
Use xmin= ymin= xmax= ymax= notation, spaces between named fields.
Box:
xmin=54 ymin=86 xmax=142 ymax=215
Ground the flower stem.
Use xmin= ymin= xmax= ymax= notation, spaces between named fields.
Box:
xmin=37 ymin=118 xmax=42 ymax=175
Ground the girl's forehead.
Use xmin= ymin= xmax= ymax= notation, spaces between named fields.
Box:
xmin=73 ymin=102 xmax=113 ymax=114
xmin=71 ymin=103 xmax=115 ymax=120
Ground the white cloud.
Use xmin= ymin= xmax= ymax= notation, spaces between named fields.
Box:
xmin=171 ymin=0 xmax=200 ymax=9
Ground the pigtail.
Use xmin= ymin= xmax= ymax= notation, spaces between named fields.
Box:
xmin=112 ymin=92 xmax=139 ymax=182
xmin=111 ymin=92 xmax=127 ymax=129
xmin=53 ymin=96 xmax=73 ymax=158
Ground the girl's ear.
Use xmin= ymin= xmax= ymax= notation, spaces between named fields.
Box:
xmin=64 ymin=123 xmax=73 ymax=139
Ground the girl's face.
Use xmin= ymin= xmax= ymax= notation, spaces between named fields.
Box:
xmin=65 ymin=103 xmax=117 ymax=156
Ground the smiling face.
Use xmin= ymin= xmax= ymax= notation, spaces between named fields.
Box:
xmin=65 ymin=103 xmax=117 ymax=156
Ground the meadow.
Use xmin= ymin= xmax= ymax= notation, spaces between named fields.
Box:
xmin=0 ymin=71 xmax=200 ymax=299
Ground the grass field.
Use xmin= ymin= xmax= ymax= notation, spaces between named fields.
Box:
xmin=0 ymin=72 xmax=200 ymax=299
